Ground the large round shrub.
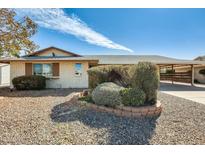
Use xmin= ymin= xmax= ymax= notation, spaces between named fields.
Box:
xmin=12 ymin=75 xmax=46 ymax=90
xmin=92 ymin=82 xmax=124 ymax=107
xmin=131 ymin=62 xmax=159 ymax=104
xmin=120 ymin=88 xmax=146 ymax=107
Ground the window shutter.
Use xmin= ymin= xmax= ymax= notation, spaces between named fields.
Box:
xmin=25 ymin=63 xmax=32 ymax=76
xmin=53 ymin=63 xmax=59 ymax=76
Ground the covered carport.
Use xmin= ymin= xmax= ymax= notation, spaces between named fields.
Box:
xmin=157 ymin=61 xmax=205 ymax=86
xmin=158 ymin=60 xmax=205 ymax=104
xmin=159 ymin=64 xmax=194 ymax=85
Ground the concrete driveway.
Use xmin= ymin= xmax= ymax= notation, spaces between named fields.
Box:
xmin=160 ymin=82 xmax=205 ymax=105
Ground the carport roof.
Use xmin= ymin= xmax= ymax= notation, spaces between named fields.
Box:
xmin=84 ymin=55 xmax=205 ymax=65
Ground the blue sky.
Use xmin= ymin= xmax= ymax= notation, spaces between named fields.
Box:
xmin=16 ymin=8 xmax=205 ymax=59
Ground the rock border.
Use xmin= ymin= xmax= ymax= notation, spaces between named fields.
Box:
xmin=71 ymin=92 xmax=162 ymax=118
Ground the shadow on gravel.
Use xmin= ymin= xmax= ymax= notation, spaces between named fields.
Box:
xmin=160 ymin=82 xmax=205 ymax=91
xmin=50 ymin=102 xmax=159 ymax=145
xmin=0 ymin=88 xmax=84 ymax=97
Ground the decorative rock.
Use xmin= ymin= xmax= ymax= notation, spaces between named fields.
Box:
xmin=140 ymin=107 xmax=149 ymax=113
xmin=104 ymin=107 xmax=114 ymax=113
xmin=131 ymin=107 xmax=141 ymax=113
xmin=82 ymin=89 xmax=89 ymax=96
xmin=89 ymin=103 xmax=97 ymax=109
xmin=122 ymin=106 xmax=132 ymax=112
xmin=125 ymin=111 xmax=132 ymax=117
xmin=98 ymin=106 xmax=106 ymax=112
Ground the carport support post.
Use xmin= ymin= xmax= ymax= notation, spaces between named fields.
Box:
xmin=171 ymin=64 xmax=174 ymax=84
xmin=191 ymin=64 xmax=194 ymax=86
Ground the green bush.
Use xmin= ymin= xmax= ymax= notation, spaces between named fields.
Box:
xmin=87 ymin=65 xmax=133 ymax=89
xmin=131 ymin=62 xmax=159 ymax=104
xmin=166 ymin=69 xmax=175 ymax=74
xmin=120 ymin=88 xmax=146 ymax=106
xmin=87 ymin=66 xmax=108 ymax=90
xmin=12 ymin=75 xmax=46 ymax=90
xmin=92 ymin=82 xmax=124 ymax=107
xmin=78 ymin=95 xmax=93 ymax=103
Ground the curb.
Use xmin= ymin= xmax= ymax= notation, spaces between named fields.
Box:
xmin=73 ymin=92 xmax=162 ymax=118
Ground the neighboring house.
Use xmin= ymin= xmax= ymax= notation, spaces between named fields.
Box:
xmin=194 ymin=56 xmax=205 ymax=61
xmin=0 ymin=46 xmax=205 ymax=88
xmin=0 ymin=63 xmax=10 ymax=86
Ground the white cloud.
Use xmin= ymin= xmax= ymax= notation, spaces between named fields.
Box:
xmin=15 ymin=8 xmax=133 ymax=52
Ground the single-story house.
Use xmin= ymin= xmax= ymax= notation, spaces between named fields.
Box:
xmin=0 ymin=46 xmax=205 ymax=88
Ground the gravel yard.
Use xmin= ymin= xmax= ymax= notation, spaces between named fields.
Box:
xmin=0 ymin=88 xmax=205 ymax=144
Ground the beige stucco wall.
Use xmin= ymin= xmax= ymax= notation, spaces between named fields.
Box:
xmin=10 ymin=61 xmax=89 ymax=88
xmin=45 ymin=61 xmax=89 ymax=88
xmin=37 ymin=48 xmax=73 ymax=57
xmin=10 ymin=61 xmax=25 ymax=88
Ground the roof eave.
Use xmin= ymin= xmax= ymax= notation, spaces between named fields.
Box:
xmin=23 ymin=46 xmax=82 ymax=57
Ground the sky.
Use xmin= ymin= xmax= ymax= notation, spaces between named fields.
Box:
xmin=15 ymin=8 xmax=205 ymax=59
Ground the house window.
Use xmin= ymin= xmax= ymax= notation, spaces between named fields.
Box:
xmin=74 ymin=63 xmax=82 ymax=76
xmin=33 ymin=64 xmax=53 ymax=77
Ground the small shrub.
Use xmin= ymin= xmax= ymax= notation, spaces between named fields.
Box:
xmin=131 ymin=62 xmax=159 ymax=104
xmin=199 ymin=69 xmax=205 ymax=75
xmin=166 ymin=69 xmax=175 ymax=74
xmin=78 ymin=95 xmax=93 ymax=103
xmin=120 ymin=88 xmax=146 ymax=106
xmin=12 ymin=75 xmax=46 ymax=90
xmin=92 ymin=82 xmax=124 ymax=107
xmin=82 ymin=89 xmax=90 ymax=96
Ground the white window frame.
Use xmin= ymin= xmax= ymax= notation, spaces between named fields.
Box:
xmin=33 ymin=63 xmax=53 ymax=77
xmin=74 ymin=63 xmax=82 ymax=76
